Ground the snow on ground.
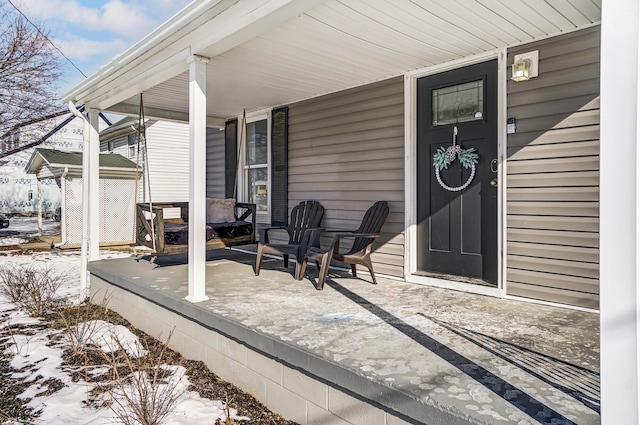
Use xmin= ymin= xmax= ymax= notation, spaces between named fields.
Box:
xmin=0 ymin=237 xmax=28 ymax=246
xmin=0 ymin=248 xmax=248 ymax=424
xmin=0 ymin=216 xmax=60 ymax=246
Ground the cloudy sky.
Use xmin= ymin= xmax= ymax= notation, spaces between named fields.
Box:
xmin=10 ymin=0 xmax=192 ymax=94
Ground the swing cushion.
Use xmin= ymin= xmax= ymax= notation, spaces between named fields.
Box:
xmin=206 ymin=198 xmax=237 ymax=223
xmin=209 ymin=220 xmax=254 ymax=239
xmin=164 ymin=222 xmax=215 ymax=245
xmin=162 ymin=221 xmax=253 ymax=245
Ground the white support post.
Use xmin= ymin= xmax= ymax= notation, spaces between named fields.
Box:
xmin=600 ymin=0 xmax=640 ymax=422
xmin=36 ymin=179 xmax=42 ymax=235
xmin=88 ymin=110 xmax=101 ymax=262
xmin=185 ymin=54 xmax=210 ymax=303
xmin=75 ymin=105 xmax=91 ymax=301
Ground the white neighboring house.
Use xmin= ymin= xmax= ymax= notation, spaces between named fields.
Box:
xmin=0 ymin=109 xmax=110 ymax=217
xmin=99 ymin=117 xmax=190 ymax=204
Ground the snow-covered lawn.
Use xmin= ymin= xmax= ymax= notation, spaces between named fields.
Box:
xmin=0 ymin=249 xmax=248 ymax=424
xmin=0 ymin=217 xmax=60 ymax=246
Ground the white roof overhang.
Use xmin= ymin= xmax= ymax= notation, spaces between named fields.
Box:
xmin=63 ymin=0 xmax=601 ymax=126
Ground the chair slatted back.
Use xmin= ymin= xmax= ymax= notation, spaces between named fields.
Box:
xmin=348 ymin=201 xmax=389 ymax=254
xmin=287 ymin=200 xmax=324 ymax=244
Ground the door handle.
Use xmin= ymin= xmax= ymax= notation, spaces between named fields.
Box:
xmin=490 ymin=178 xmax=498 ymax=188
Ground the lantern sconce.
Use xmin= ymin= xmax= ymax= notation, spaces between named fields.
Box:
xmin=511 ymin=50 xmax=539 ymax=82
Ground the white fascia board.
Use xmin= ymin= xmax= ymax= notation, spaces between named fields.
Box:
xmin=98 ymin=168 xmax=138 ymax=178
xmin=63 ymin=165 xmax=136 ymax=178
xmin=24 ymin=154 xmax=44 ymax=174
xmin=49 ymin=163 xmax=82 ymax=171
xmin=65 ymin=0 xmax=325 ymax=111
xmin=53 ymin=165 xmax=83 ymax=176
xmin=79 ymin=49 xmax=191 ymax=111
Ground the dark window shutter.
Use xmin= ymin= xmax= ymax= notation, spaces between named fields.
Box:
xmin=271 ymin=107 xmax=288 ymax=226
xmin=224 ymin=119 xmax=238 ymax=199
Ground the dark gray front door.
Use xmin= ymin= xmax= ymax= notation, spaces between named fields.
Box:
xmin=417 ymin=60 xmax=498 ymax=285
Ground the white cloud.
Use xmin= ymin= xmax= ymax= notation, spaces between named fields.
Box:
xmin=53 ymin=34 xmax=128 ymax=62
xmin=150 ymin=0 xmax=194 ymax=14
xmin=14 ymin=0 xmax=189 ymax=40
xmin=11 ymin=0 xmax=193 ymax=91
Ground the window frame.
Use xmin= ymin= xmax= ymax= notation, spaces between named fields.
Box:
xmin=238 ymin=110 xmax=271 ymax=221
xmin=127 ymin=134 xmax=136 ymax=159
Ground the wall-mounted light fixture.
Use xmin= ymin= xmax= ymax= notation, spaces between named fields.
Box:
xmin=511 ymin=50 xmax=539 ymax=82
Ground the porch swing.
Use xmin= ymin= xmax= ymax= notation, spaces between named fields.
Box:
xmin=134 ymin=95 xmax=256 ymax=256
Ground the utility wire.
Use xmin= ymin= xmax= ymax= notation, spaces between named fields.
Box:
xmin=6 ymin=0 xmax=88 ymax=78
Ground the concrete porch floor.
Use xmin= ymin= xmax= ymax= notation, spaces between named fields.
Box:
xmin=88 ymin=248 xmax=599 ymax=425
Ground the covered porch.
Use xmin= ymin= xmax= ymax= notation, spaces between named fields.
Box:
xmin=62 ymin=0 xmax=639 ymax=421
xmin=90 ymin=249 xmax=599 ymax=424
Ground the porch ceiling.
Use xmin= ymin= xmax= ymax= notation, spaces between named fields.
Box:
xmin=64 ymin=0 xmax=601 ymax=124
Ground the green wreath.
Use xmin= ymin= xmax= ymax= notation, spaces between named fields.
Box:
xmin=433 ymin=146 xmax=479 ymax=171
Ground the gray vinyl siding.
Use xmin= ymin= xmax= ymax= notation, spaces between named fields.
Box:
xmin=206 ymin=127 xmax=226 ymax=199
xmin=505 ymin=27 xmax=600 ymax=309
xmin=288 ymin=77 xmax=405 ymax=278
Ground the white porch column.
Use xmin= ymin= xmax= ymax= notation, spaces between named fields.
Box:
xmin=36 ymin=179 xmax=42 ymax=235
xmin=185 ymin=54 xmax=210 ymax=303
xmin=68 ymin=103 xmax=90 ymax=299
xmin=88 ymin=110 xmax=101 ymax=262
xmin=601 ymin=0 xmax=640 ymax=423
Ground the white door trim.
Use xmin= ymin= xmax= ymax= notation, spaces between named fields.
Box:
xmin=403 ymin=49 xmax=507 ymax=298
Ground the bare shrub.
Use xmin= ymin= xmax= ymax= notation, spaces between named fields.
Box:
xmin=3 ymin=319 xmax=32 ymax=356
xmin=100 ymin=329 xmax=184 ymax=425
xmin=224 ymin=393 xmax=236 ymax=425
xmin=56 ymin=293 xmax=111 ymax=355
xmin=0 ymin=263 xmax=69 ymax=317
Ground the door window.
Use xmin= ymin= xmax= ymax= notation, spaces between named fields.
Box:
xmin=431 ymin=80 xmax=484 ymax=126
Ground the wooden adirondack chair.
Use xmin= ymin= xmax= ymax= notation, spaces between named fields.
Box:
xmin=255 ymin=200 xmax=324 ymax=279
xmin=300 ymin=201 xmax=389 ymax=290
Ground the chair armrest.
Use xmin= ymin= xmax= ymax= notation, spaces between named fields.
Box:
xmin=331 ymin=232 xmax=381 ymax=239
xmin=328 ymin=232 xmax=380 ymax=252
xmin=257 ymin=226 xmax=288 ymax=244
xmin=301 ymin=227 xmax=324 ymax=245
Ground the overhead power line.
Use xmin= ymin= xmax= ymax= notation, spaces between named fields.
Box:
xmin=6 ymin=0 xmax=88 ymax=78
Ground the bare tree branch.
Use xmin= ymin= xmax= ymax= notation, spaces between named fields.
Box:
xmin=0 ymin=4 xmax=63 ymax=137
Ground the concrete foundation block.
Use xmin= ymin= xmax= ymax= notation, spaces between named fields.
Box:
xmin=266 ymin=380 xmax=308 ymax=424
xmin=307 ymin=402 xmax=351 ymax=425
xmin=174 ymin=332 xmax=207 ymax=362
xmin=171 ymin=312 xmax=196 ymax=338
xmin=218 ymin=333 xmax=248 ymax=365
xmin=328 ymin=387 xmax=386 ymax=425
xmin=205 ymin=347 xmax=268 ymax=403
xmin=283 ymin=367 xmax=328 ymax=409
xmin=247 ymin=348 xmax=283 ymax=385
xmin=385 ymin=412 xmax=414 ymax=425
xmin=193 ymin=323 xmax=218 ymax=353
